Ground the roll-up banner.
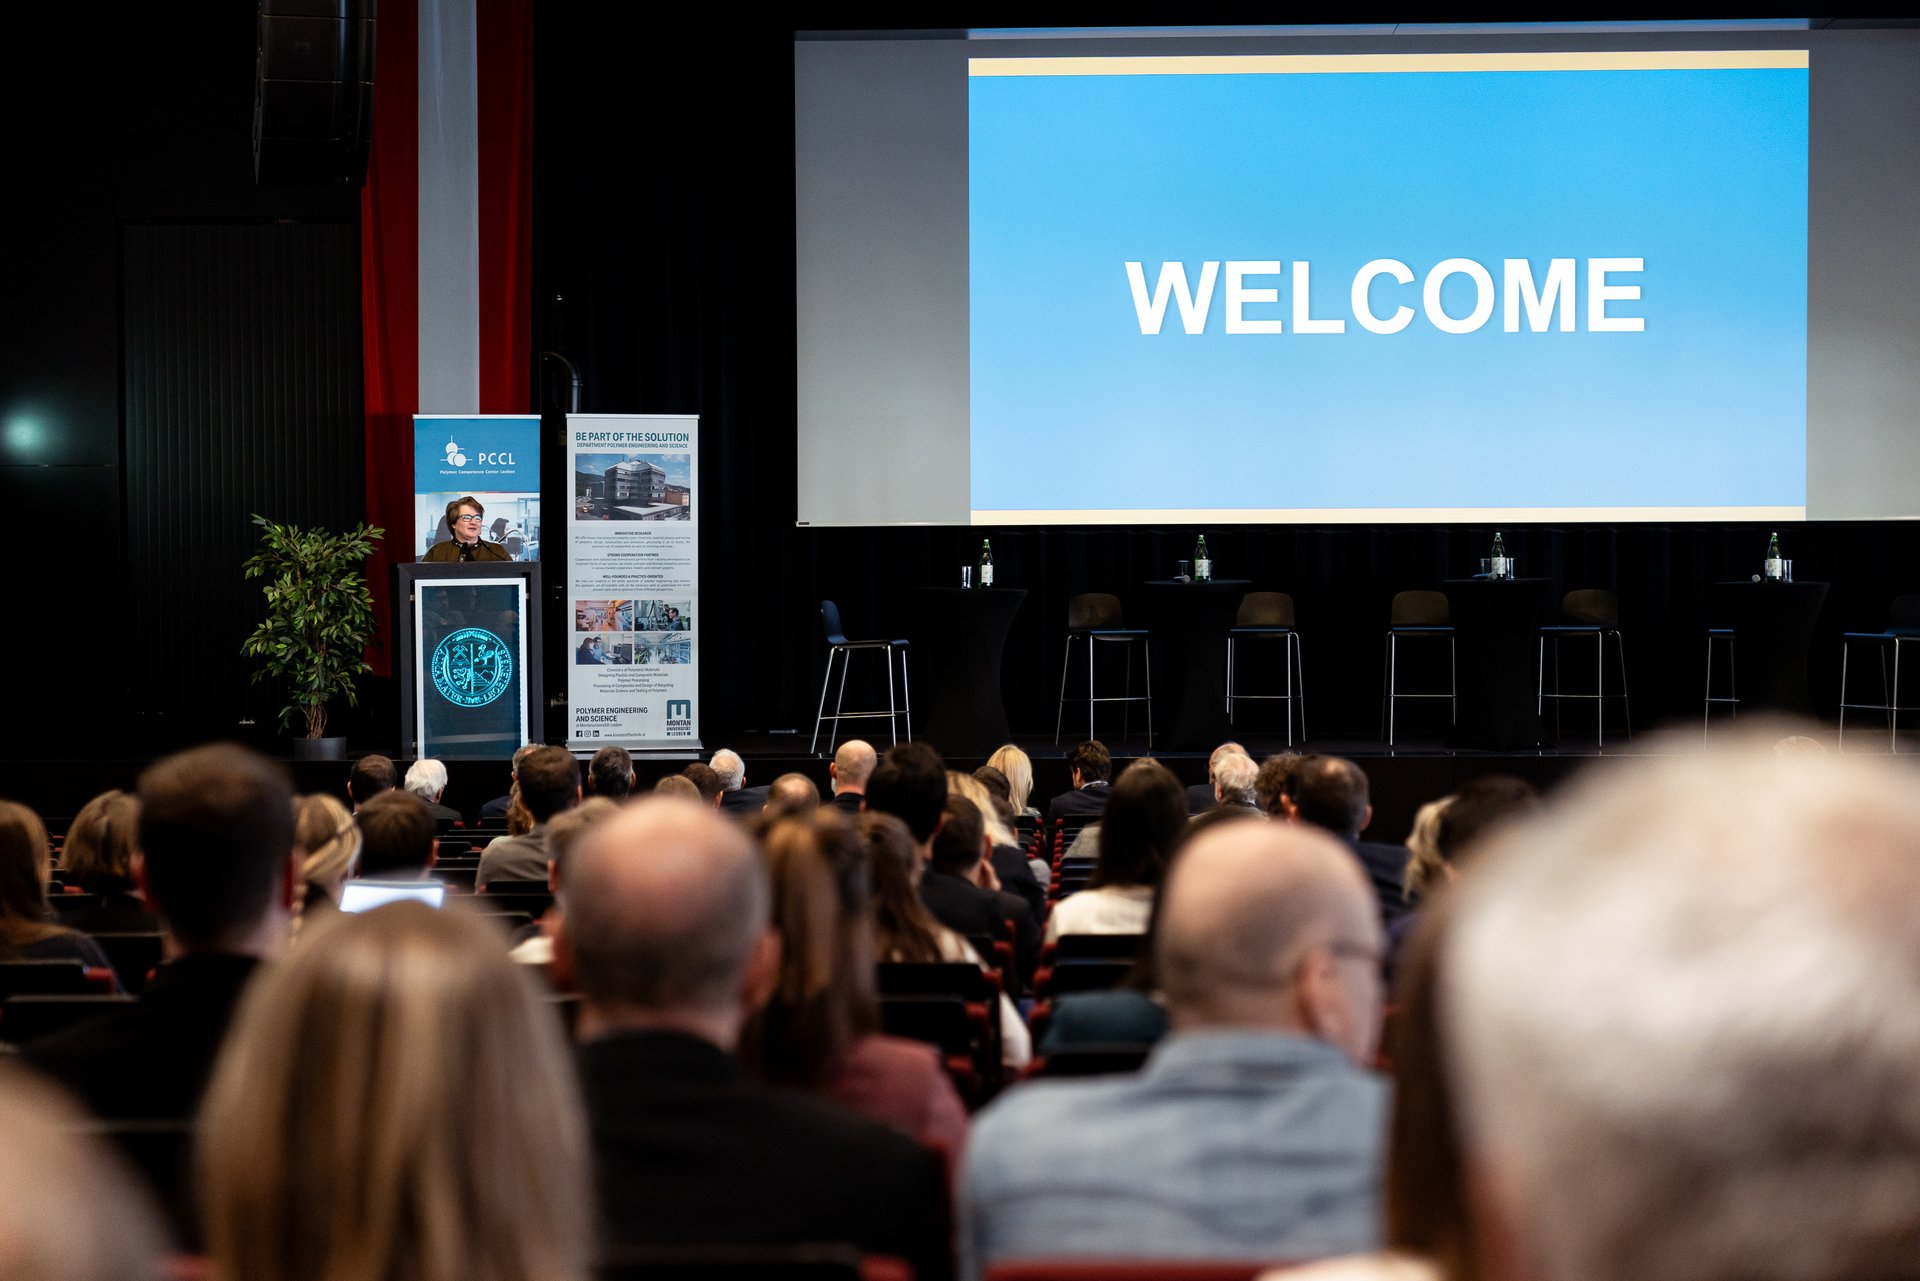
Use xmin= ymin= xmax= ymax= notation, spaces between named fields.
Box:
xmin=565 ymin=413 xmax=700 ymax=750
xmin=413 ymin=415 xmax=542 ymax=560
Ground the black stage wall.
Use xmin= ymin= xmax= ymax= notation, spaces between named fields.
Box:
xmin=532 ymin=10 xmax=1920 ymax=748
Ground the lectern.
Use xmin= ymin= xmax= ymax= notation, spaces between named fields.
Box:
xmin=396 ymin=563 xmax=544 ymax=759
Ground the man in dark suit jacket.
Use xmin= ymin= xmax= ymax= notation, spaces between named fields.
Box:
xmin=1046 ymin=740 xmax=1114 ymax=823
xmin=923 ymin=795 xmax=1041 ymax=992
xmin=1290 ymin=755 xmax=1409 ymax=921
xmin=27 ymin=744 xmax=297 ymax=1121
xmin=710 ymin=748 xmax=770 ymax=816
xmin=555 ymin=798 xmax=952 ymax=1280
xmin=1185 ymin=741 xmax=1249 ymax=815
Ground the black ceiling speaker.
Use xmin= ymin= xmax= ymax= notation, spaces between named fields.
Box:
xmin=253 ymin=0 xmax=377 ymax=187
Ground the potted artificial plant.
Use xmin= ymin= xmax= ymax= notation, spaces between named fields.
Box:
xmin=241 ymin=514 xmax=385 ymax=760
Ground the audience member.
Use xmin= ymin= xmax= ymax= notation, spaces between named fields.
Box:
xmin=1187 ymin=740 xmax=1249 ymax=814
xmin=400 ymin=758 xmax=462 ymax=827
xmin=345 ymin=753 xmax=397 ymax=810
xmin=509 ymin=796 xmax=618 ymax=970
xmin=200 ymin=903 xmax=589 ymax=1281
xmin=1399 ymin=796 xmax=1454 ymax=906
xmin=27 ymin=744 xmax=296 ymax=1121
xmin=354 ymin=789 xmax=439 ymax=879
xmin=711 ymin=748 xmax=770 ymax=815
xmin=681 ymin=762 xmax=725 ymax=808
xmin=0 ymin=801 xmax=117 ymax=978
xmin=479 ymin=743 xmax=541 ymax=821
xmin=0 ymin=1065 xmax=166 ymax=1281
xmin=1292 ymin=756 xmax=1412 ymax=920
xmin=654 ymin=773 xmax=702 ymax=802
xmin=1046 ymin=759 xmax=1185 ymax=943
xmin=985 ymin=744 xmax=1038 ymax=819
xmin=1433 ymin=774 xmax=1538 ymax=866
xmin=1445 ymin=731 xmax=1920 ymax=1281
xmin=971 ymin=765 xmax=1017 ymax=820
xmin=739 ymin=809 xmax=968 ymax=1157
xmin=1038 ymin=830 xmax=1182 ymax=1056
xmin=1255 ymin=751 xmax=1308 ymax=818
xmin=829 ymin=739 xmax=876 ymax=813
xmin=862 ymin=812 xmax=1032 ymax=1070
xmin=477 ymin=746 xmax=580 ymax=888
xmin=292 ymin=793 xmax=359 ymax=925
xmin=1046 ymin=740 xmax=1113 ymax=822
xmin=57 ymin=788 xmax=161 ymax=935
xmin=556 ymin=798 xmax=953 ymax=1278
xmin=949 ymin=770 xmax=1045 ymax=924
xmin=588 ymin=745 xmax=636 ymax=801
xmin=865 ymin=741 xmax=949 ymax=855
xmin=924 ymin=794 xmax=1040 ymax=988
xmin=962 ymin=819 xmax=1388 ymax=1275
xmin=764 ymin=771 xmax=822 ymax=819
xmin=1207 ymin=751 xmax=1262 ymax=814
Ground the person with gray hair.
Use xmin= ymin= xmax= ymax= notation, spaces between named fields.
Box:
xmin=402 ymin=758 xmax=462 ymax=826
xmin=1210 ymin=751 xmax=1261 ymax=812
xmin=962 ymin=820 xmax=1389 ymax=1276
xmin=557 ymin=799 xmax=952 ymax=1278
xmin=1187 ymin=740 xmax=1250 ymax=814
xmin=709 ymin=748 xmax=769 ymax=816
xmin=1444 ymin=727 xmax=1920 ymax=1281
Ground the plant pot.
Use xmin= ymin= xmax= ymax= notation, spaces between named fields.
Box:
xmin=288 ymin=736 xmax=349 ymax=762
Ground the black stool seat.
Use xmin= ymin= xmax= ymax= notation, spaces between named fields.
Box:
xmin=811 ymin=600 xmax=911 ymax=755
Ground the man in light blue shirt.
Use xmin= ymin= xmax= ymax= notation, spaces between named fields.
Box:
xmin=959 ymin=820 xmax=1389 ymax=1277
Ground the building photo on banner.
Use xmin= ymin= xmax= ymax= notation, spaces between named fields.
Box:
xmin=413 ymin=414 xmax=542 ymax=559
xmin=567 ymin=413 xmax=700 ymax=750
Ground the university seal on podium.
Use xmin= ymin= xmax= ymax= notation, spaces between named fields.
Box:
xmin=431 ymin=627 xmax=514 ymax=708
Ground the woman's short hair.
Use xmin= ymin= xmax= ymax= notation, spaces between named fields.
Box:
xmin=293 ymin=794 xmax=360 ymax=894
xmin=444 ymin=495 xmax=484 ymax=527
xmin=59 ymin=789 xmax=141 ymax=887
xmin=199 ymin=903 xmax=590 ymax=1281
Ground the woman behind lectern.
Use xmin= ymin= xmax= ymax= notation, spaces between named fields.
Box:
xmin=422 ymin=495 xmax=510 ymax=562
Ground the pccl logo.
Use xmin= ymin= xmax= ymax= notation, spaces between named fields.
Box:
xmin=443 ymin=438 xmax=515 ymax=469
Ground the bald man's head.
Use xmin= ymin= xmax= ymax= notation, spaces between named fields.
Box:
xmin=1156 ymin=820 xmax=1382 ymax=1062
xmin=831 ymin=740 xmax=877 ymax=794
xmin=562 ymin=799 xmax=768 ymax=1024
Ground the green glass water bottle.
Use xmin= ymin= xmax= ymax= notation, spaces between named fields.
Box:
xmin=1765 ymin=532 xmax=1782 ymax=581
xmin=978 ymin=539 xmax=994 ymax=588
xmin=1194 ymin=535 xmax=1211 ymax=583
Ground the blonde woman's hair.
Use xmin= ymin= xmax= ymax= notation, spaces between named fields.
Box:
xmin=294 ymin=794 xmax=360 ymax=896
xmin=0 ymin=1065 xmax=166 ymax=1281
xmin=986 ymin=744 xmax=1034 ymax=814
xmin=947 ymin=770 xmax=1015 ymax=849
xmin=1403 ymin=795 xmax=1455 ymax=900
xmin=58 ymin=789 xmax=141 ymax=887
xmin=198 ymin=902 xmax=590 ymax=1281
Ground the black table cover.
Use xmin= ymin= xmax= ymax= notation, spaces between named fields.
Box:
xmin=905 ymin=587 xmax=1028 ymax=757
xmin=1706 ymin=580 xmax=1830 ymax=716
xmin=1442 ymin=578 xmax=1552 ymax=750
xmin=1138 ymin=579 xmax=1254 ymax=751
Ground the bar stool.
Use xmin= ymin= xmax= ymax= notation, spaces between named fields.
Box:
xmin=1538 ymin=588 xmax=1632 ymax=746
xmin=1225 ymin=591 xmax=1305 ymax=744
xmin=1382 ymin=590 xmax=1455 ymax=746
xmin=1703 ymin=630 xmax=1738 ymax=731
xmin=810 ymin=600 xmax=910 ymax=755
xmin=1054 ymin=592 xmax=1152 ymax=746
xmin=1839 ymin=593 xmax=1920 ymax=752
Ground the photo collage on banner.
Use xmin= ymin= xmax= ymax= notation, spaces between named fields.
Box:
xmin=413 ymin=415 xmax=542 ymax=560
xmin=566 ymin=414 xmax=700 ymax=749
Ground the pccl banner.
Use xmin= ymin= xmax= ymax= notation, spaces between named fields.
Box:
xmin=413 ymin=415 xmax=542 ymax=560
xmin=565 ymin=413 xmax=700 ymax=750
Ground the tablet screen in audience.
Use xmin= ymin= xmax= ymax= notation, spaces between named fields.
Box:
xmin=338 ymin=880 xmax=447 ymax=913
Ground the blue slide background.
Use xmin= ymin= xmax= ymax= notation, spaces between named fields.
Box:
xmin=968 ymin=65 xmax=1808 ymax=513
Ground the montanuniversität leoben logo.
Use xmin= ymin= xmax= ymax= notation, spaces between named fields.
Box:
xmin=432 ymin=628 xmax=513 ymax=707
